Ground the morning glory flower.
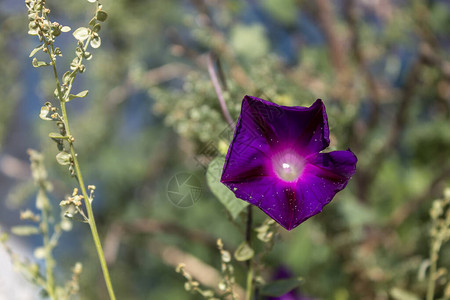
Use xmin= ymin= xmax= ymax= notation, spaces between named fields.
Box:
xmin=221 ymin=96 xmax=357 ymax=230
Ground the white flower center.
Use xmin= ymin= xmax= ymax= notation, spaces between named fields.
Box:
xmin=272 ymin=151 xmax=304 ymax=182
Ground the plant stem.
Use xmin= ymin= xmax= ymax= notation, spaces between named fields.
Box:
xmin=245 ymin=262 xmax=254 ymax=300
xmin=426 ymin=241 xmax=438 ymax=300
xmin=40 ymin=189 xmax=56 ymax=300
xmin=245 ymin=206 xmax=253 ymax=300
xmin=207 ymin=52 xmax=234 ymax=128
xmin=44 ymin=41 xmax=117 ymax=300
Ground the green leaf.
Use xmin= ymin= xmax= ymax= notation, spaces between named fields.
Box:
xmin=73 ymin=27 xmax=90 ymax=41
xmin=96 ymin=10 xmax=108 ymax=22
xmin=56 ymin=151 xmax=72 ymax=165
xmin=29 ymin=44 xmax=44 ymax=57
xmin=90 ymin=36 xmax=101 ymax=49
xmin=39 ymin=105 xmax=52 ymax=120
xmin=11 ymin=226 xmax=40 ymax=236
xmin=61 ymin=26 xmax=71 ymax=32
xmin=234 ymin=242 xmax=254 ymax=261
xmin=33 ymin=247 xmax=46 ymax=259
xmin=67 ymin=90 xmax=88 ymax=101
xmin=259 ymin=278 xmax=303 ymax=297
xmin=84 ymin=51 xmax=92 ymax=60
xmin=390 ymin=288 xmax=420 ymax=300
xmin=60 ymin=218 xmax=73 ymax=231
xmin=92 ymin=23 xmax=101 ymax=33
xmin=28 ymin=22 xmax=39 ymax=35
xmin=32 ymin=57 xmax=49 ymax=68
xmin=36 ymin=189 xmax=46 ymax=210
xmin=49 ymin=132 xmax=69 ymax=140
xmin=206 ymin=157 xmax=248 ymax=219
xmin=62 ymin=71 xmax=72 ymax=84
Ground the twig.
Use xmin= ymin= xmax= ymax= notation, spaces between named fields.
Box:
xmin=245 ymin=206 xmax=252 ymax=263
xmin=315 ymin=0 xmax=346 ymax=73
xmin=344 ymin=0 xmax=382 ymax=133
xmin=245 ymin=206 xmax=253 ymax=300
xmin=207 ymin=53 xmax=235 ymax=128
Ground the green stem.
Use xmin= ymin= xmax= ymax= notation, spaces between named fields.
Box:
xmin=44 ymin=37 xmax=117 ymax=300
xmin=245 ymin=262 xmax=254 ymax=300
xmin=245 ymin=206 xmax=253 ymax=300
xmin=426 ymin=241 xmax=438 ymax=300
xmin=40 ymin=189 xmax=56 ymax=300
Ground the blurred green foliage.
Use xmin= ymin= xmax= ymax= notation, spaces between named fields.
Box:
xmin=1 ymin=0 xmax=450 ymax=299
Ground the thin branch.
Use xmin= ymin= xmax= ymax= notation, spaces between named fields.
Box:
xmin=344 ymin=0 xmax=382 ymax=132
xmin=245 ymin=206 xmax=252 ymax=263
xmin=245 ymin=206 xmax=253 ymax=300
xmin=315 ymin=0 xmax=347 ymax=73
xmin=207 ymin=53 xmax=235 ymax=128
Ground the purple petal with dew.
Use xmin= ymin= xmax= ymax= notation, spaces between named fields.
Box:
xmin=242 ymin=96 xmax=330 ymax=156
xmin=221 ymin=98 xmax=273 ymax=183
xmin=221 ymin=95 xmax=357 ymax=230
xmin=222 ymin=150 xmax=356 ymax=230
xmin=285 ymin=150 xmax=357 ymax=230
xmin=222 ymin=176 xmax=296 ymax=228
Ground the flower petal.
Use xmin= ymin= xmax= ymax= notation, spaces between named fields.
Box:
xmin=242 ymin=96 xmax=330 ymax=156
xmin=221 ymin=176 xmax=296 ymax=228
xmin=220 ymin=95 xmax=356 ymax=231
xmin=286 ymin=150 xmax=358 ymax=229
xmin=223 ymin=150 xmax=357 ymax=230
xmin=221 ymin=97 xmax=274 ymax=182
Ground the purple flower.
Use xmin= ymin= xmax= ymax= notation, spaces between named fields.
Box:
xmin=220 ymin=96 xmax=357 ymax=230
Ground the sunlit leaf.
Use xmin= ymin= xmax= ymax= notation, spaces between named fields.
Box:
xmin=56 ymin=151 xmax=72 ymax=165
xmin=49 ymin=132 xmax=69 ymax=140
xmin=33 ymin=247 xmax=45 ymax=259
xmin=234 ymin=242 xmax=254 ymax=261
xmin=67 ymin=90 xmax=88 ymax=101
xmin=39 ymin=105 xmax=52 ymax=120
xmin=90 ymin=36 xmax=101 ymax=48
xmin=73 ymin=27 xmax=90 ymax=41
xmin=61 ymin=26 xmax=71 ymax=32
xmin=32 ymin=57 xmax=49 ymax=68
xmin=29 ymin=44 xmax=44 ymax=57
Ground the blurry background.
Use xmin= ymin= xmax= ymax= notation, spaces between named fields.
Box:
xmin=0 ymin=0 xmax=449 ymax=299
